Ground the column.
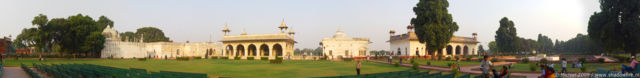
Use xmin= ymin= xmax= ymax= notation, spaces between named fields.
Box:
xmin=452 ymin=46 xmax=456 ymax=56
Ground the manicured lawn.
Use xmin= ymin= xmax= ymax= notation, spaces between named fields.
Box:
xmin=381 ymin=58 xmax=481 ymax=67
xmin=4 ymin=58 xmax=412 ymax=78
xmin=499 ymin=62 xmax=623 ymax=72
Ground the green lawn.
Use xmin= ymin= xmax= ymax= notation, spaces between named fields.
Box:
xmin=4 ymin=58 xmax=413 ymax=78
xmin=379 ymin=58 xmax=481 ymax=67
xmin=499 ymin=62 xmax=623 ymax=72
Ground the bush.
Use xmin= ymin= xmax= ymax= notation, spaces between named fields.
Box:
xmin=343 ymin=58 xmax=354 ymax=61
xmin=521 ymin=58 xmax=529 ymax=63
xmin=270 ymin=57 xmax=283 ymax=64
xmin=395 ymin=62 xmax=400 ymax=67
xmin=412 ymin=62 xmax=419 ymax=70
xmin=447 ymin=63 xmax=453 ymax=67
xmin=220 ymin=57 xmax=229 ymax=59
xmin=261 ymin=57 xmax=269 ymax=60
xmin=612 ymin=55 xmax=630 ymax=63
xmin=580 ymin=66 xmax=586 ymax=72
xmin=529 ymin=63 xmax=538 ymax=71
xmin=540 ymin=58 xmax=548 ymax=64
xmin=410 ymin=58 xmax=416 ymax=64
xmin=426 ymin=61 xmax=431 ymax=65
xmin=579 ymin=58 xmax=586 ymax=62
xmin=598 ymin=58 xmax=605 ymax=63
xmin=466 ymin=57 xmax=472 ymax=61
xmin=247 ymin=57 xmax=254 ymax=60
xmin=234 ymin=56 xmax=241 ymax=60
xmin=176 ymin=57 xmax=189 ymax=61
xmin=445 ymin=57 xmax=452 ymax=61
xmin=491 ymin=58 xmax=499 ymax=62
xmin=212 ymin=56 xmax=218 ymax=59
xmin=138 ymin=58 xmax=147 ymax=61
xmin=194 ymin=56 xmax=202 ymax=59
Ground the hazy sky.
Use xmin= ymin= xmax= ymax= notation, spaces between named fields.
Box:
xmin=0 ymin=0 xmax=600 ymax=50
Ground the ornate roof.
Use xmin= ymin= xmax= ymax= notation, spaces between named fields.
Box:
xmin=220 ymin=34 xmax=296 ymax=43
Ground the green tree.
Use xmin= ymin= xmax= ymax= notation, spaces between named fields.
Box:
xmin=13 ymin=28 xmax=38 ymax=48
xmin=537 ymin=34 xmax=553 ymax=53
xmin=495 ymin=17 xmax=518 ymax=53
xmin=97 ymin=16 xmax=114 ymax=29
xmin=587 ymin=0 xmax=640 ymax=54
xmin=410 ymin=0 xmax=459 ymax=55
xmin=120 ymin=31 xmax=135 ymax=41
xmin=477 ymin=45 xmax=485 ymax=53
xmin=488 ymin=41 xmax=498 ymax=53
xmin=135 ymin=27 xmax=170 ymax=42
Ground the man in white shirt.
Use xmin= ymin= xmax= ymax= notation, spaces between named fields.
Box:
xmin=481 ymin=55 xmax=493 ymax=78
xmin=561 ymin=58 xmax=567 ymax=73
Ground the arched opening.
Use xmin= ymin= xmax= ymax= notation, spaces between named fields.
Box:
xmin=446 ymin=45 xmax=453 ymax=55
xmin=455 ymin=46 xmax=461 ymax=55
xmin=260 ymin=44 xmax=269 ymax=56
xmin=415 ymin=48 xmax=420 ymax=56
xmin=248 ymin=44 xmax=257 ymax=56
xmin=329 ymin=50 xmax=333 ymax=56
xmin=463 ymin=46 xmax=469 ymax=55
xmin=396 ymin=48 xmax=401 ymax=55
xmin=273 ymin=44 xmax=283 ymax=56
xmin=236 ymin=45 xmax=245 ymax=56
xmin=226 ymin=45 xmax=234 ymax=56
xmin=345 ymin=50 xmax=349 ymax=57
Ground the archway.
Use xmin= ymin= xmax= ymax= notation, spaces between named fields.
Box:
xmin=455 ymin=46 xmax=461 ymax=55
xmin=248 ymin=44 xmax=257 ymax=56
xmin=260 ymin=44 xmax=269 ymax=56
xmin=446 ymin=45 xmax=453 ymax=55
xmin=397 ymin=48 xmax=401 ymax=55
xmin=236 ymin=45 xmax=245 ymax=56
xmin=273 ymin=44 xmax=283 ymax=56
xmin=415 ymin=48 xmax=420 ymax=56
xmin=463 ymin=46 xmax=469 ymax=55
xmin=226 ymin=45 xmax=233 ymax=56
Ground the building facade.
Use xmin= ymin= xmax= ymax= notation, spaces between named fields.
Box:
xmin=219 ymin=20 xmax=296 ymax=60
xmin=388 ymin=25 xmax=479 ymax=57
xmin=101 ymin=26 xmax=223 ymax=59
xmin=320 ymin=28 xmax=370 ymax=59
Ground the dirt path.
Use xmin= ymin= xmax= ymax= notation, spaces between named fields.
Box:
xmin=2 ymin=67 xmax=31 ymax=78
xmin=369 ymin=60 xmax=541 ymax=78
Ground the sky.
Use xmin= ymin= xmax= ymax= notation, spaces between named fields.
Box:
xmin=0 ymin=0 xmax=600 ymax=50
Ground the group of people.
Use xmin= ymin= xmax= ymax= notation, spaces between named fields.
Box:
xmin=480 ymin=55 xmax=509 ymax=78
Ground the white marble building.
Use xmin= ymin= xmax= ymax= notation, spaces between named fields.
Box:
xmin=388 ymin=25 xmax=479 ymax=57
xmin=101 ymin=26 xmax=223 ymax=59
xmin=320 ymin=28 xmax=370 ymax=59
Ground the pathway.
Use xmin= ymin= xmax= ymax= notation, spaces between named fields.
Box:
xmin=2 ymin=67 xmax=30 ymax=78
xmin=369 ymin=60 xmax=540 ymax=78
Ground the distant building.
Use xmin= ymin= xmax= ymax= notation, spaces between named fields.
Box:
xmin=0 ymin=36 xmax=11 ymax=54
xmin=388 ymin=25 xmax=479 ymax=57
xmin=101 ymin=26 xmax=222 ymax=59
xmin=219 ymin=19 xmax=296 ymax=60
xmin=320 ymin=28 xmax=370 ymax=59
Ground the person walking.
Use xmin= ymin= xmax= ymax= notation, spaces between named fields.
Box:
xmin=356 ymin=60 xmax=362 ymax=75
xmin=561 ymin=58 xmax=567 ymax=73
xmin=481 ymin=55 xmax=493 ymax=78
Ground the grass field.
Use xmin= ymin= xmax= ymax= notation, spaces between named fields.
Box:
xmin=4 ymin=58 xmax=413 ymax=78
xmin=375 ymin=58 xmax=481 ymax=67
xmin=497 ymin=62 xmax=623 ymax=73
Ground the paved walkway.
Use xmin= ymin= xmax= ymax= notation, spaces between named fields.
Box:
xmin=2 ymin=67 xmax=30 ymax=78
xmin=369 ymin=60 xmax=540 ymax=78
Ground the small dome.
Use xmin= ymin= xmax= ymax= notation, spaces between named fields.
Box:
xmin=222 ymin=24 xmax=230 ymax=32
xmin=333 ymin=28 xmax=347 ymax=38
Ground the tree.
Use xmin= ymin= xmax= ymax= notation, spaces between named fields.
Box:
xmin=477 ymin=45 xmax=485 ymax=53
xmin=96 ymin=16 xmax=114 ymax=29
xmin=537 ymin=34 xmax=553 ymax=53
xmin=18 ymin=14 xmax=109 ymax=57
xmin=411 ymin=0 xmax=459 ymax=55
xmin=13 ymin=28 xmax=38 ymax=48
xmin=120 ymin=31 xmax=135 ymax=41
xmin=587 ymin=0 xmax=640 ymax=54
xmin=135 ymin=27 xmax=170 ymax=42
xmin=488 ymin=41 xmax=498 ymax=53
xmin=495 ymin=17 xmax=518 ymax=53
xmin=313 ymin=47 xmax=322 ymax=56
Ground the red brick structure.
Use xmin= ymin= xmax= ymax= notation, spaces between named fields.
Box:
xmin=0 ymin=36 xmax=11 ymax=54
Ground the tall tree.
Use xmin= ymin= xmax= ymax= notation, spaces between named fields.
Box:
xmin=411 ymin=0 xmax=459 ymax=55
xmin=97 ymin=16 xmax=114 ymax=29
xmin=495 ymin=17 xmax=518 ymax=53
xmin=537 ymin=34 xmax=553 ymax=53
xmin=488 ymin=41 xmax=498 ymax=53
xmin=13 ymin=28 xmax=38 ymax=48
xmin=135 ymin=27 xmax=170 ymax=42
xmin=477 ymin=45 xmax=485 ymax=53
xmin=588 ymin=0 xmax=640 ymax=54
